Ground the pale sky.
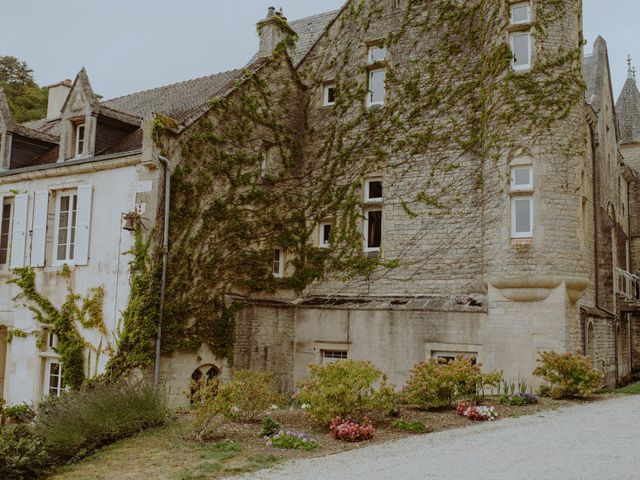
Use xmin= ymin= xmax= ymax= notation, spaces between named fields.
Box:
xmin=1 ymin=1 xmax=637 ymax=101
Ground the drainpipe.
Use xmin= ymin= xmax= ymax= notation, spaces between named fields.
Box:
xmin=153 ymin=155 xmax=171 ymax=389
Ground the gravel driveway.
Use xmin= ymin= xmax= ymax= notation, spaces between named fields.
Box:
xmin=233 ymin=395 xmax=640 ymax=480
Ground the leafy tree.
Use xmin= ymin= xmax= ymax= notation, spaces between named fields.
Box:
xmin=0 ymin=56 xmax=48 ymax=123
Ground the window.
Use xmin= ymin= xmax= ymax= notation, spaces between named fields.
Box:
xmin=368 ymin=46 xmax=387 ymax=64
xmin=0 ymin=198 xmax=13 ymax=265
xmin=365 ymin=209 xmax=382 ymax=251
xmin=433 ymin=352 xmax=477 ymax=365
xmin=511 ymin=196 xmax=533 ymax=238
xmin=54 ymin=192 xmax=78 ymax=263
xmin=319 ymin=222 xmax=331 ymax=248
xmin=47 ymin=332 xmax=59 ymax=351
xmin=44 ymin=359 xmax=64 ymax=397
xmin=273 ymin=248 xmax=284 ymax=277
xmin=368 ymin=69 xmax=386 ymax=107
xmin=323 ymin=84 xmax=336 ymax=106
xmin=511 ymin=166 xmax=533 ymax=191
xmin=321 ymin=350 xmax=348 ymax=364
xmin=510 ymin=2 xmax=531 ymax=24
xmin=74 ymin=123 xmax=85 ymax=157
xmin=510 ymin=32 xmax=531 ymax=71
xmin=365 ymin=180 xmax=383 ymax=202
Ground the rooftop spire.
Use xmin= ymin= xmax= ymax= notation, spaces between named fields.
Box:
xmin=628 ymin=54 xmax=635 ymax=80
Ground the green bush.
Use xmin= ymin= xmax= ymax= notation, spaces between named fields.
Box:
xmin=393 ymin=420 xmax=428 ymax=433
xmin=0 ymin=425 xmax=50 ymax=480
xmin=533 ymin=351 xmax=604 ymax=399
xmin=261 ymin=416 xmax=281 ymax=437
xmin=193 ymin=370 xmax=284 ymax=438
xmin=402 ymin=356 xmax=502 ymax=409
xmin=33 ymin=381 xmax=168 ymax=461
xmin=2 ymin=404 xmax=33 ymax=422
xmin=294 ymin=360 xmax=396 ymax=425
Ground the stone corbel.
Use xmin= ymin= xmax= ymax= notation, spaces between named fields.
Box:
xmin=488 ymin=276 xmax=589 ymax=303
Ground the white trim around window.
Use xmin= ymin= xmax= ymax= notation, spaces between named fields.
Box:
xmin=511 ymin=195 xmax=534 ymax=238
xmin=368 ymin=45 xmax=387 ymax=64
xmin=43 ymin=358 xmax=65 ymax=397
xmin=367 ymin=69 xmax=386 ymax=107
xmin=74 ymin=123 xmax=86 ymax=157
xmin=272 ymin=248 xmax=284 ymax=278
xmin=510 ymin=166 xmax=533 ymax=191
xmin=510 ymin=31 xmax=532 ymax=71
xmin=510 ymin=2 xmax=531 ymax=24
xmin=319 ymin=222 xmax=331 ymax=248
xmin=364 ymin=179 xmax=383 ymax=203
xmin=323 ymin=83 xmax=336 ymax=106
xmin=364 ymin=208 xmax=382 ymax=252
xmin=53 ymin=191 xmax=79 ymax=266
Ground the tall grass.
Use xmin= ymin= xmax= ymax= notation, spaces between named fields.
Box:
xmin=33 ymin=381 xmax=169 ymax=461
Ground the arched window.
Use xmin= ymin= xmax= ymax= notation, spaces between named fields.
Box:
xmin=190 ymin=364 xmax=220 ymax=403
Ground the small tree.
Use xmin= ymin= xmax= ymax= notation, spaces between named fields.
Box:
xmin=533 ymin=351 xmax=604 ymax=399
xmin=402 ymin=356 xmax=502 ymax=409
xmin=295 ymin=360 xmax=395 ymax=425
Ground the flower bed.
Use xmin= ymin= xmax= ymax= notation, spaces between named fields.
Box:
xmin=456 ymin=402 xmax=498 ymax=421
xmin=264 ymin=431 xmax=317 ymax=451
xmin=329 ymin=417 xmax=375 ymax=442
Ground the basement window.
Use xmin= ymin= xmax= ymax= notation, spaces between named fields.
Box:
xmin=433 ymin=352 xmax=478 ymax=365
xmin=321 ymin=350 xmax=348 ymax=364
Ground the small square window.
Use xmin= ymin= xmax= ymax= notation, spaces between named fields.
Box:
xmin=322 ymin=350 xmax=348 ymax=364
xmin=324 ymin=84 xmax=336 ymax=106
xmin=511 ymin=166 xmax=533 ymax=191
xmin=319 ymin=223 xmax=331 ymax=248
xmin=365 ymin=180 xmax=383 ymax=202
xmin=511 ymin=32 xmax=531 ymax=71
xmin=273 ymin=248 xmax=284 ymax=277
xmin=368 ymin=69 xmax=386 ymax=107
xmin=512 ymin=196 xmax=533 ymax=238
xmin=511 ymin=3 xmax=531 ymax=24
xmin=368 ymin=45 xmax=387 ymax=64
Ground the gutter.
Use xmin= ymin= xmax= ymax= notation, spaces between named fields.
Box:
xmin=153 ymin=155 xmax=171 ymax=389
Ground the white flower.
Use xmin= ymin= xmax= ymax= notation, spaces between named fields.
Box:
xmin=269 ymin=404 xmax=279 ymax=411
xmin=301 ymin=403 xmax=311 ymax=411
xmin=230 ymin=406 xmax=240 ymax=413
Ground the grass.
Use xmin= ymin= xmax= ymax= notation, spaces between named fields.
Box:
xmin=616 ymin=380 xmax=640 ymax=394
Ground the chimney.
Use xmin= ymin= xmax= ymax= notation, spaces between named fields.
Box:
xmin=46 ymin=79 xmax=72 ymax=120
xmin=257 ymin=6 xmax=294 ymax=58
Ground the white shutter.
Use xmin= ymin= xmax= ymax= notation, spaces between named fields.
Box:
xmin=74 ymin=185 xmax=92 ymax=266
xmin=9 ymin=193 xmax=28 ymax=269
xmin=30 ymin=190 xmax=49 ymax=267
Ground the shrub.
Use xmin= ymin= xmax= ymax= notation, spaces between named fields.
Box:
xmin=265 ymin=431 xmax=317 ymax=451
xmin=260 ymin=416 xmax=281 ymax=437
xmin=329 ymin=417 xmax=375 ymax=442
xmin=533 ymin=351 xmax=604 ymax=399
xmin=393 ymin=420 xmax=428 ymax=433
xmin=499 ymin=392 xmax=538 ymax=406
xmin=0 ymin=425 xmax=50 ymax=480
xmin=193 ymin=370 xmax=284 ymax=439
xmin=456 ymin=402 xmax=498 ymax=421
xmin=2 ymin=404 xmax=33 ymax=422
xmin=33 ymin=381 xmax=168 ymax=461
xmin=294 ymin=360 xmax=395 ymax=425
xmin=402 ymin=356 xmax=502 ymax=409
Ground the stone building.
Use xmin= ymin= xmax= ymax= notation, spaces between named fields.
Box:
xmin=1 ymin=0 xmax=638 ymax=405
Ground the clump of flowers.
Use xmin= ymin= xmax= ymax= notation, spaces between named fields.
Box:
xmin=329 ymin=417 xmax=375 ymax=442
xmin=499 ymin=392 xmax=538 ymax=406
xmin=264 ymin=431 xmax=317 ymax=451
xmin=456 ymin=402 xmax=498 ymax=421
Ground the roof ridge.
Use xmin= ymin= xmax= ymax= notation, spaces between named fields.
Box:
xmin=102 ymin=67 xmax=242 ymax=105
xmin=289 ymin=8 xmax=341 ymax=24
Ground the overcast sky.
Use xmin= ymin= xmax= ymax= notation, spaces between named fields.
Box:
xmin=1 ymin=1 xmax=637 ymax=101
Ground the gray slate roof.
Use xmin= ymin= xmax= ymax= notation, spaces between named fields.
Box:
xmin=289 ymin=10 xmax=338 ymax=65
xmin=616 ymin=76 xmax=640 ymax=144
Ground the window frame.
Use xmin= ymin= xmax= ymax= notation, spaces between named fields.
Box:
xmin=368 ymin=45 xmax=387 ymax=64
xmin=510 ymin=2 xmax=531 ymax=25
xmin=367 ymin=68 xmax=386 ymax=108
xmin=364 ymin=208 xmax=383 ymax=252
xmin=511 ymin=195 xmax=534 ymax=239
xmin=53 ymin=190 xmax=79 ymax=266
xmin=272 ymin=247 xmax=284 ymax=278
xmin=364 ymin=179 xmax=383 ymax=203
xmin=323 ymin=83 xmax=336 ymax=107
xmin=510 ymin=166 xmax=533 ymax=191
xmin=321 ymin=350 xmax=348 ymax=364
xmin=432 ymin=351 xmax=478 ymax=365
xmin=319 ymin=222 xmax=332 ymax=248
xmin=0 ymin=197 xmax=14 ymax=266
xmin=43 ymin=358 xmax=65 ymax=397
xmin=74 ymin=123 xmax=86 ymax=157
xmin=510 ymin=31 xmax=532 ymax=71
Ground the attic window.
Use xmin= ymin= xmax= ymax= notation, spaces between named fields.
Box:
xmin=74 ymin=123 xmax=85 ymax=157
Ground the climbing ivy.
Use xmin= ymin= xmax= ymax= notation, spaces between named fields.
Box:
xmin=149 ymin=0 xmax=584 ymax=361
xmin=9 ymin=267 xmax=108 ymax=389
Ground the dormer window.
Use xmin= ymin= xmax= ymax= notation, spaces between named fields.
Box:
xmin=74 ymin=123 xmax=85 ymax=157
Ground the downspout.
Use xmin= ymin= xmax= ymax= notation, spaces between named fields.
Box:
xmin=591 ymin=125 xmax=600 ymax=309
xmin=154 ymin=155 xmax=171 ymax=389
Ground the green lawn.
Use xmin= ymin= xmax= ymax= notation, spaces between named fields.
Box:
xmin=617 ymin=381 xmax=640 ymax=394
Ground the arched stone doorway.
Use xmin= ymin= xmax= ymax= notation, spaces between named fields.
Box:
xmin=190 ymin=364 xmax=220 ymax=403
